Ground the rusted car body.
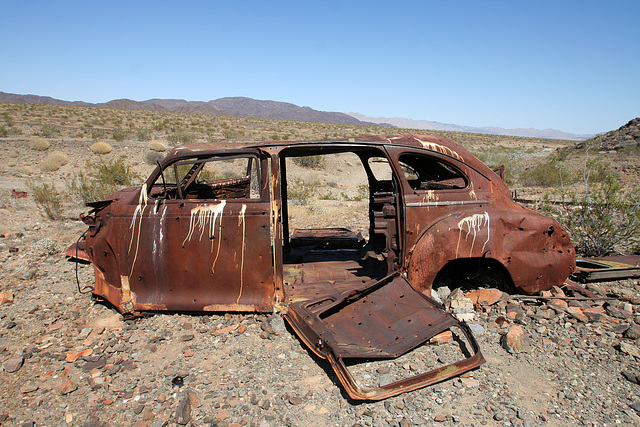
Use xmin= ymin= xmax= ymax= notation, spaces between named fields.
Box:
xmin=72 ymin=134 xmax=575 ymax=400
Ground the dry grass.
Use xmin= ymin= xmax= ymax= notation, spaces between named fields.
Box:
xmin=28 ymin=137 xmax=50 ymax=151
xmin=40 ymin=151 xmax=69 ymax=172
xmin=148 ymin=140 xmax=167 ymax=152
xmin=90 ymin=141 xmax=112 ymax=154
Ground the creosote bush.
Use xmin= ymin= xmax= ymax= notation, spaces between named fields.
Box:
xmin=90 ymin=141 xmax=112 ymax=154
xmin=148 ymin=140 xmax=167 ymax=152
xmin=112 ymin=126 xmax=129 ymax=142
xmin=67 ymin=157 xmax=140 ymax=203
xmin=144 ymin=150 xmax=166 ymax=165
xmin=541 ymin=159 xmax=640 ymax=256
xmin=27 ymin=180 xmax=63 ymax=220
xmin=29 ymin=137 xmax=50 ymax=151
xmin=292 ymin=155 xmax=326 ymax=169
xmin=288 ymin=178 xmax=321 ymax=205
xmin=40 ymin=151 xmax=69 ymax=172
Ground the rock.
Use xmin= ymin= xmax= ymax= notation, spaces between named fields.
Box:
xmin=468 ymin=323 xmax=486 ymax=336
xmin=620 ymin=341 xmax=640 ymax=359
xmin=567 ymin=307 xmax=589 ymax=323
xmin=502 ymin=325 xmax=530 ymax=354
xmin=583 ymin=307 xmax=605 ymax=322
xmin=0 ymin=290 xmax=14 ymax=305
xmin=430 ymin=331 xmax=453 ymax=345
xmin=178 ymin=334 xmax=194 ymax=342
xmin=450 ymin=297 xmax=475 ymax=321
xmin=20 ymin=382 xmax=39 ymax=394
xmin=184 ymin=350 xmax=194 ymax=357
xmin=59 ymin=380 xmax=77 ymax=395
xmin=466 ymin=289 xmax=505 ymax=306
xmin=549 ymin=299 xmax=569 ymax=309
xmin=626 ymin=324 xmax=640 ymax=340
xmin=448 ymin=288 xmax=465 ymax=301
xmin=434 ymin=414 xmax=447 ymax=422
xmin=435 ymin=286 xmax=451 ymax=300
xmin=175 ymin=396 xmax=192 ymax=425
xmin=607 ymin=304 xmax=633 ymax=319
xmin=289 ymin=396 xmax=303 ymax=405
xmin=622 ymin=370 xmax=639 ymax=384
xmin=460 ymin=377 xmax=480 ymax=388
xmin=2 ymin=356 xmax=24 ymax=372
xmin=82 ymin=357 xmax=106 ymax=371
xmin=66 ymin=348 xmax=92 ymax=363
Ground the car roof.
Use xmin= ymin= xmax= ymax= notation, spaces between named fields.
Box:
xmin=163 ymin=134 xmax=501 ymax=181
xmin=166 ymin=134 xmax=472 ymax=162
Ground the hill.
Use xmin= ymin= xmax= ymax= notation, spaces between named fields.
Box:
xmin=348 ymin=112 xmax=593 ymax=141
xmin=578 ymin=117 xmax=640 ymax=151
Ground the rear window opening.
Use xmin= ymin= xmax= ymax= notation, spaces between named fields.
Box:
xmin=280 ymin=148 xmax=400 ymax=303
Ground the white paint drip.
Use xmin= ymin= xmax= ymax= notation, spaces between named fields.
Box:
xmin=235 ymin=204 xmax=247 ymax=304
xmin=128 ymin=184 xmax=148 ymax=274
xmin=469 ymin=181 xmax=478 ymax=201
xmin=415 ymin=138 xmax=464 ymax=161
xmin=456 ymin=211 xmax=490 ymax=257
xmin=183 ymin=201 xmax=227 ymax=273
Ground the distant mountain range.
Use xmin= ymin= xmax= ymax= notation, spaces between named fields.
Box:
xmin=347 ymin=113 xmax=594 ymax=141
xmin=0 ymin=91 xmax=593 ymax=140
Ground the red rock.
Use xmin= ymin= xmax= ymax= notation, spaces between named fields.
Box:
xmin=567 ymin=307 xmax=589 ymax=322
xmin=434 ymin=414 xmax=447 ymax=422
xmin=0 ymin=290 xmax=14 ymax=305
xmin=59 ymin=380 xmax=77 ymax=395
xmin=184 ymin=350 xmax=194 ymax=357
xmin=430 ymin=331 xmax=453 ymax=345
xmin=549 ymin=299 xmax=568 ymax=308
xmin=502 ymin=325 xmax=530 ymax=354
xmin=465 ymin=289 xmax=505 ymax=306
xmin=237 ymin=326 xmax=246 ymax=334
xmin=65 ymin=348 xmax=92 ymax=363
xmin=213 ymin=325 xmax=237 ymax=335
xmin=103 ymin=399 xmax=114 ymax=405
xmin=49 ymin=322 xmax=62 ymax=331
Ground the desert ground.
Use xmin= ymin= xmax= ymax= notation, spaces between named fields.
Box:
xmin=1 ymin=103 xmax=640 ymax=426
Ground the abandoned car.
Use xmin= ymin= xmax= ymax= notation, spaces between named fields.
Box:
xmin=70 ymin=134 xmax=575 ymax=400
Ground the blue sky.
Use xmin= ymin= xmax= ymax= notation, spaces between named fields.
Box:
xmin=1 ymin=1 xmax=638 ymax=135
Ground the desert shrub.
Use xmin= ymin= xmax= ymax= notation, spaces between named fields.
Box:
xmin=136 ymin=128 xmax=151 ymax=141
xmin=167 ymin=131 xmax=197 ymax=144
xmin=90 ymin=141 xmax=112 ymax=154
xmin=144 ymin=150 xmax=166 ymax=165
xmin=35 ymin=124 xmax=59 ymax=138
xmin=112 ymin=126 xmax=129 ymax=142
xmin=148 ymin=140 xmax=167 ymax=152
xmin=541 ymin=160 xmax=640 ymax=256
xmin=67 ymin=157 xmax=140 ymax=203
xmin=292 ymin=155 xmax=326 ymax=169
xmin=29 ymin=137 xmax=50 ymax=151
xmin=40 ymin=151 xmax=69 ymax=172
xmin=519 ymin=157 xmax=571 ymax=187
xmin=27 ymin=180 xmax=63 ymax=220
xmin=0 ymin=125 xmax=8 ymax=137
xmin=288 ymin=178 xmax=320 ymax=205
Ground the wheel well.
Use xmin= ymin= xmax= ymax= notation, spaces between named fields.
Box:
xmin=432 ymin=258 xmax=516 ymax=293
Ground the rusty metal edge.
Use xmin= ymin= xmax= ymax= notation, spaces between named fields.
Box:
xmin=284 ymin=309 xmax=485 ymax=401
